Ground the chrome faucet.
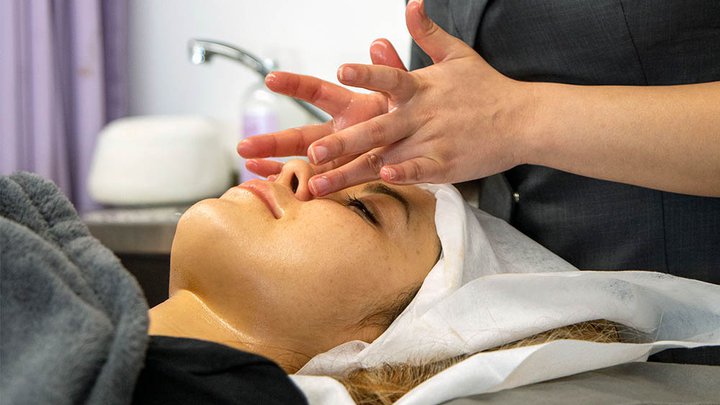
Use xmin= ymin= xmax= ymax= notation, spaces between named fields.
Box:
xmin=188 ymin=39 xmax=329 ymax=122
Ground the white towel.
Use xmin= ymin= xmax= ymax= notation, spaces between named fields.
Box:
xmin=292 ymin=183 xmax=720 ymax=404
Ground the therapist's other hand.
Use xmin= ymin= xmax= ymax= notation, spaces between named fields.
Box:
xmin=304 ymin=0 xmax=538 ymax=196
xmin=237 ymin=39 xmax=408 ymax=179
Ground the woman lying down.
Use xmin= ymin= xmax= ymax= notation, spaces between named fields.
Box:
xmin=1 ymin=160 xmax=718 ymax=405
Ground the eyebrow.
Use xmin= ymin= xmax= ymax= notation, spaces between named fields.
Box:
xmin=362 ymin=183 xmax=411 ymax=225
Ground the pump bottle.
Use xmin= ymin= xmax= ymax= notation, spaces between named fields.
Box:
xmin=239 ymin=80 xmax=280 ymax=182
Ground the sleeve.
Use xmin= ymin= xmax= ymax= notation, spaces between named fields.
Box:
xmin=132 ymin=336 xmax=308 ymax=405
xmin=410 ymin=39 xmax=433 ymax=70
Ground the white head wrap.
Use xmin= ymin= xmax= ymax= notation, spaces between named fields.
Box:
xmin=294 ymin=184 xmax=720 ymax=403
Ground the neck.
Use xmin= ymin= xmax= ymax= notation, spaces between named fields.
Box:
xmin=148 ymin=289 xmax=306 ymax=373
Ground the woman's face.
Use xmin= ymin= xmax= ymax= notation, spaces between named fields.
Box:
xmin=170 ymin=160 xmax=440 ymax=358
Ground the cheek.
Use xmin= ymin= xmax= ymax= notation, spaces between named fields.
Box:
xmin=276 ymin=210 xmax=400 ymax=301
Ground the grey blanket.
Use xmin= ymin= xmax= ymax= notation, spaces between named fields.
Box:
xmin=0 ymin=173 xmax=149 ymax=405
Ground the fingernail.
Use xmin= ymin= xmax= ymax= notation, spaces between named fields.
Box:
xmin=339 ymin=66 xmax=357 ymax=82
xmin=310 ymin=145 xmax=328 ymax=164
xmin=381 ymin=167 xmax=397 ymax=181
xmin=423 ymin=18 xmax=433 ymax=30
xmin=411 ymin=0 xmax=424 ymax=13
xmin=371 ymin=39 xmax=388 ymax=50
xmin=309 ymin=176 xmax=330 ymax=196
xmin=370 ymin=44 xmax=385 ymax=62
xmin=246 ymin=159 xmax=257 ymax=170
xmin=237 ymin=140 xmax=250 ymax=157
xmin=414 ymin=0 xmax=432 ymax=28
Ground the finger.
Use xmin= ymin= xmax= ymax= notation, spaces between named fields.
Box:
xmin=308 ymin=113 xmax=412 ymax=165
xmin=308 ymin=151 xmax=390 ymax=196
xmin=405 ymin=0 xmax=474 ymax=63
xmin=370 ymin=39 xmax=408 ymax=71
xmin=337 ymin=64 xmax=417 ymax=103
xmin=245 ymin=159 xmax=284 ymax=178
xmin=379 ymin=156 xmax=445 ymax=184
xmin=237 ymin=122 xmax=332 ymax=158
xmin=310 ymin=154 xmax=359 ymax=175
xmin=265 ymin=71 xmax=353 ymax=117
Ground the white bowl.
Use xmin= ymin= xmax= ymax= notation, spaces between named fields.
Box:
xmin=88 ymin=115 xmax=233 ymax=206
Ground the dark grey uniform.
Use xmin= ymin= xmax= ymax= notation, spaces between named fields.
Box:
xmin=410 ymin=0 xmax=720 ymax=364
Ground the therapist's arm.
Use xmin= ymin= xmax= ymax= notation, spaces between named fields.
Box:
xmin=526 ymin=81 xmax=720 ymax=197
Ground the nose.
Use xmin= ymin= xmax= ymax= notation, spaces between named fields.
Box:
xmin=275 ymin=159 xmax=314 ymax=201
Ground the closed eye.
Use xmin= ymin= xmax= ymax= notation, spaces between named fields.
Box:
xmin=345 ymin=195 xmax=379 ymax=226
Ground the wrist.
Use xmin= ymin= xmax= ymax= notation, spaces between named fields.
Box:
xmin=517 ymin=81 xmax=566 ymax=167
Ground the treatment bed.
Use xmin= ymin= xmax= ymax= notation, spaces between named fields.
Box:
xmin=445 ymin=361 xmax=720 ymax=404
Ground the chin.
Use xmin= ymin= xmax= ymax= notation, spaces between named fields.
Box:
xmin=169 ymin=199 xmax=260 ymax=291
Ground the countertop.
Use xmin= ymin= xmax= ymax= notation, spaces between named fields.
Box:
xmin=83 ymin=206 xmax=189 ymax=254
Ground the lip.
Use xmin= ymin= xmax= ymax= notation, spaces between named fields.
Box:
xmin=237 ymin=180 xmax=284 ymax=219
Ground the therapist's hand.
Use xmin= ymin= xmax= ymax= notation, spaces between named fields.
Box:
xmin=301 ymin=0 xmax=539 ymax=196
xmin=237 ymin=39 xmax=408 ymax=179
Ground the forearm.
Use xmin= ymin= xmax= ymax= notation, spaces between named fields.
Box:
xmin=526 ymin=81 xmax=720 ymax=197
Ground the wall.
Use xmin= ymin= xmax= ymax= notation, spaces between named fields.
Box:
xmin=128 ymin=0 xmax=411 ymax=137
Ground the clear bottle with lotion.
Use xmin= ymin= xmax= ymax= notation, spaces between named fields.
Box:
xmin=239 ymin=80 xmax=280 ymax=182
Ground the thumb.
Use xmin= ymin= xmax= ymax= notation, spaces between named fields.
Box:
xmin=405 ymin=0 xmax=474 ymax=63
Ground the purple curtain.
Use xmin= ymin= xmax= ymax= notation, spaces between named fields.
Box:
xmin=0 ymin=0 xmax=129 ymax=213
